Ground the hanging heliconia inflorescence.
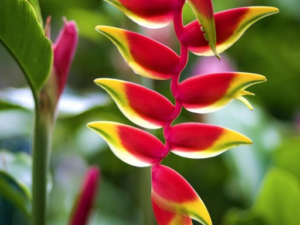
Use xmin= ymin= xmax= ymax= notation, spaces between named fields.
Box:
xmin=88 ymin=1 xmax=278 ymax=224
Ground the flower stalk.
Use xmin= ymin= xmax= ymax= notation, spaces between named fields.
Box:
xmin=32 ymin=91 xmax=55 ymax=225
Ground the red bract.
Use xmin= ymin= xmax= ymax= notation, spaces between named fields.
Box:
xmin=91 ymin=2 xmax=278 ymax=224
xmin=87 ymin=122 xmax=167 ymax=167
xmin=104 ymin=0 xmax=185 ymax=28
xmin=152 ymin=200 xmax=192 ymax=225
xmin=96 ymin=26 xmax=180 ymax=79
xmin=69 ymin=166 xmax=100 ymax=225
xmin=166 ymin=123 xmax=252 ymax=159
xmin=177 ymin=72 xmax=266 ymax=113
xmin=151 ymin=165 xmax=212 ymax=225
xmin=52 ymin=18 xmax=78 ymax=98
xmin=180 ymin=7 xmax=279 ymax=56
xmin=95 ymin=79 xmax=175 ymax=129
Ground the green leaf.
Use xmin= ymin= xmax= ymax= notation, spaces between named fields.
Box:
xmin=222 ymin=209 xmax=266 ymax=225
xmin=274 ymin=137 xmax=300 ymax=181
xmin=254 ymin=168 xmax=300 ymax=225
xmin=0 ymin=0 xmax=53 ymax=95
xmin=0 ymin=150 xmax=32 ymax=193
xmin=26 ymin=0 xmax=43 ymax=24
xmin=0 ymin=171 xmax=31 ymax=221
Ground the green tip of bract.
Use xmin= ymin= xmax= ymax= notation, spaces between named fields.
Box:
xmin=86 ymin=122 xmax=96 ymax=129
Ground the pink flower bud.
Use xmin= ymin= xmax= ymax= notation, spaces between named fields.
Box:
xmin=69 ymin=166 xmax=100 ymax=225
xmin=52 ymin=18 xmax=78 ymax=98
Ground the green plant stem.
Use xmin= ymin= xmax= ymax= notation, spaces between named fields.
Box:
xmin=32 ymin=92 xmax=54 ymax=225
xmin=138 ymin=167 xmax=154 ymax=225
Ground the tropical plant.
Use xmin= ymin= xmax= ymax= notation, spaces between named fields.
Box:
xmin=88 ymin=1 xmax=279 ymax=224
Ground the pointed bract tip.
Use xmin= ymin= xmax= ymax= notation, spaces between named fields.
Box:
xmin=94 ymin=78 xmax=104 ymax=86
xmin=248 ymin=7 xmax=280 ymax=19
xmin=241 ymin=135 xmax=253 ymax=145
xmin=253 ymin=6 xmax=279 ymax=14
xmin=95 ymin=25 xmax=114 ymax=34
xmin=86 ymin=122 xmax=95 ymax=129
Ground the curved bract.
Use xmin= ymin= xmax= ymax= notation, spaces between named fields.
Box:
xmin=104 ymin=0 xmax=185 ymax=28
xmin=152 ymin=200 xmax=192 ymax=225
xmin=186 ymin=0 xmax=218 ymax=58
xmin=180 ymin=7 xmax=279 ymax=56
xmin=177 ymin=72 xmax=266 ymax=113
xmin=87 ymin=122 xmax=167 ymax=167
xmin=95 ymin=79 xmax=175 ymax=129
xmin=166 ymin=123 xmax=252 ymax=159
xmin=96 ymin=26 xmax=180 ymax=79
xmin=151 ymin=165 xmax=212 ymax=225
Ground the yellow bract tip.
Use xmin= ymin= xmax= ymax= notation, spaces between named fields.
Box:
xmin=236 ymin=96 xmax=254 ymax=111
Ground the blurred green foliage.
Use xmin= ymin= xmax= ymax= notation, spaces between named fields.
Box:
xmin=1 ymin=0 xmax=300 ymax=224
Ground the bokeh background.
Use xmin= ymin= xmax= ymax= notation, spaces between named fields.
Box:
xmin=1 ymin=0 xmax=300 ymax=224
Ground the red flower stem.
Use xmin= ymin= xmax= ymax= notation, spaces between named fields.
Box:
xmin=163 ymin=7 xmax=189 ymax=155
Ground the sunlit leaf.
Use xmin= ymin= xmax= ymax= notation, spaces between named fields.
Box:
xmin=274 ymin=138 xmax=300 ymax=181
xmin=181 ymin=7 xmax=279 ymax=56
xmin=222 ymin=208 xmax=265 ymax=225
xmin=166 ymin=123 xmax=252 ymax=159
xmin=95 ymin=78 xmax=175 ymax=129
xmin=177 ymin=72 xmax=266 ymax=113
xmin=87 ymin=122 xmax=167 ymax=167
xmin=254 ymin=168 xmax=300 ymax=225
xmin=151 ymin=165 xmax=212 ymax=225
xmin=96 ymin=26 xmax=180 ymax=80
xmin=0 ymin=0 xmax=53 ymax=94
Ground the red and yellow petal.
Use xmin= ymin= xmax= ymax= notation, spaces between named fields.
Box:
xmin=104 ymin=0 xmax=185 ymax=29
xmin=151 ymin=165 xmax=212 ymax=225
xmin=96 ymin=26 xmax=180 ymax=80
xmin=87 ymin=122 xmax=167 ymax=167
xmin=166 ymin=123 xmax=252 ymax=159
xmin=95 ymin=79 xmax=175 ymax=129
xmin=152 ymin=200 xmax=192 ymax=225
xmin=186 ymin=0 xmax=218 ymax=58
xmin=177 ymin=72 xmax=266 ymax=113
xmin=181 ymin=7 xmax=279 ymax=56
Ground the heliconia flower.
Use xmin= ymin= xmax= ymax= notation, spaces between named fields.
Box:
xmin=152 ymin=200 xmax=192 ymax=225
xmin=87 ymin=122 xmax=168 ymax=167
xmin=52 ymin=19 xmax=78 ymax=98
xmin=151 ymin=165 xmax=212 ymax=225
xmin=69 ymin=166 xmax=100 ymax=225
xmin=95 ymin=78 xmax=175 ymax=129
xmin=180 ymin=7 xmax=279 ymax=56
xmin=186 ymin=0 xmax=218 ymax=58
xmin=166 ymin=123 xmax=252 ymax=159
xmin=96 ymin=26 xmax=180 ymax=80
xmin=51 ymin=18 xmax=78 ymax=98
xmin=177 ymin=72 xmax=266 ymax=113
xmin=103 ymin=0 xmax=185 ymax=29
